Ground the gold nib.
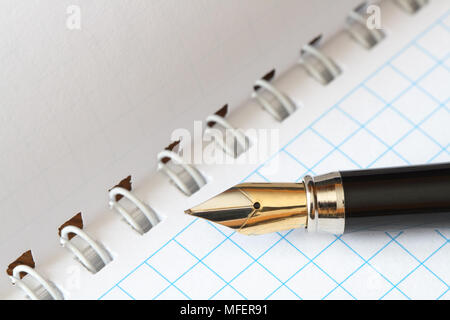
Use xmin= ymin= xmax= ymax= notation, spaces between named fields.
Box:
xmin=185 ymin=183 xmax=308 ymax=235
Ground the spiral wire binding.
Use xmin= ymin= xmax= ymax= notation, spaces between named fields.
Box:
xmin=347 ymin=7 xmax=386 ymax=49
xmin=10 ymin=265 xmax=63 ymax=300
xmin=6 ymin=0 xmax=431 ymax=299
xmin=109 ymin=187 xmax=160 ymax=234
xmin=157 ymin=150 xmax=207 ymax=196
xmin=300 ymin=43 xmax=342 ymax=85
xmin=59 ymin=225 xmax=112 ymax=274
xmin=204 ymin=114 xmax=251 ymax=158
xmin=395 ymin=0 xmax=429 ymax=13
xmin=252 ymin=78 xmax=297 ymax=121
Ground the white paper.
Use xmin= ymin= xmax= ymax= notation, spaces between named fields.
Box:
xmin=94 ymin=1 xmax=450 ymax=300
xmin=0 ymin=0 xmax=361 ymax=295
xmin=3 ymin=0 xmax=450 ymax=299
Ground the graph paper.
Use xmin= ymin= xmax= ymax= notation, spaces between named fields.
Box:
xmin=98 ymin=11 xmax=450 ymax=300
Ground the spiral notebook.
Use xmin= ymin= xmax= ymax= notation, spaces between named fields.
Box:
xmin=2 ymin=0 xmax=449 ymax=299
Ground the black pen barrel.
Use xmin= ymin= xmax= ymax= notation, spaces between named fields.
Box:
xmin=186 ymin=162 xmax=450 ymax=236
xmin=340 ymin=163 xmax=450 ymax=231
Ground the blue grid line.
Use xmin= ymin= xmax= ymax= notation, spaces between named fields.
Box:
xmin=362 ymin=67 xmax=448 ymax=155
xmin=247 ymin=18 xmax=448 ymax=296
xmin=282 ymin=149 xmax=313 ymax=169
xmin=266 ymin=235 xmax=350 ymax=299
xmin=336 ymin=94 xmax=446 ymax=167
xmin=334 ymin=105 xmax=411 ymax=167
xmin=297 ymin=66 xmax=443 ymax=174
xmin=117 ymin=284 xmax=136 ymax=300
xmin=309 ymin=128 xmax=363 ymax=169
xmin=239 ymin=149 xmax=281 ymax=182
xmin=97 ymin=259 xmax=149 ymax=299
xmin=437 ymin=288 xmax=450 ymax=300
xmin=379 ymin=232 xmax=450 ymax=299
xmin=151 ymin=258 xmax=199 ymax=299
xmin=145 ymin=202 xmax=308 ymax=299
xmin=414 ymin=42 xmax=450 ymax=74
xmin=255 ymin=170 xmax=270 ymax=182
xmin=254 ymin=162 xmax=367 ymax=300
xmin=322 ymin=232 xmax=410 ymax=300
xmin=361 ymin=82 xmax=442 ymax=156
xmin=273 ymin=234 xmax=358 ymax=300
xmin=440 ymin=17 xmax=450 ymax=32
xmin=172 ymin=238 xmax=248 ymax=300
xmin=313 ymin=84 xmax=407 ymax=168
xmin=243 ymin=235 xmax=304 ymax=300
xmin=385 ymin=231 xmax=449 ymax=288
xmin=145 ymin=262 xmax=192 ymax=299
xmin=361 ymin=10 xmax=449 ymax=85
xmin=97 ymin=218 xmax=198 ymax=300
xmin=254 ymin=162 xmax=361 ymax=299
xmin=281 ymin=149 xmax=312 ymax=175
xmin=288 ymin=115 xmax=367 ymax=177
xmin=391 ymin=102 xmax=447 ymax=152
xmin=239 ymin=104 xmax=343 ymax=181
xmin=150 ymin=226 xmax=235 ymax=299
xmin=144 ymin=219 xmax=196 ymax=261
xmin=242 ymin=79 xmax=377 ymax=183
xmin=337 ymin=101 xmax=410 ymax=164
xmin=99 ymin=11 xmax=450 ymax=300
xmin=390 ymin=54 xmax=449 ymax=105
xmin=442 ymin=22 xmax=450 ymax=33
xmin=435 ymin=229 xmax=450 ymax=242
xmin=205 ymin=222 xmax=304 ymax=300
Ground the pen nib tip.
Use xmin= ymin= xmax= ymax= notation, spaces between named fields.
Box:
xmin=182 ymin=182 xmax=308 ymax=235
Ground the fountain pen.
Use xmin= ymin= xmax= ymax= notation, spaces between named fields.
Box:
xmin=185 ymin=163 xmax=450 ymax=235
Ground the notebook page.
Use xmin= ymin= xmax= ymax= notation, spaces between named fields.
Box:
xmin=3 ymin=0 xmax=449 ymax=299
xmin=0 ymin=0 xmax=361 ymax=295
xmin=98 ymin=4 xmax=450 ymax=300
xmin=40 ymin=0 xmax=447 ymax=300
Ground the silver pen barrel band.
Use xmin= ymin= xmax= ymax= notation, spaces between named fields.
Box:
xmin=303 ymin=172 xmax=345 ymax=234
